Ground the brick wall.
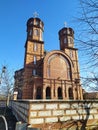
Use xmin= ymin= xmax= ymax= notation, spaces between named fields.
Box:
xmin=11 ymin=100 xmax=98 ymax=129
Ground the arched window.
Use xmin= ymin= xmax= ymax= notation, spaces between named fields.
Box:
xmin=35 ymin=20 xmax=39 ymax=25
xmin=41 ymin=32 xmax=43 ymax=41
xmin=32 ymin=69 xmax=36 ymax=75
xmin=47 ymin=54 xmax=72 ymax=80
xmin=46 ymin=87 xmax=51 ymax=99
xmin=68 ymin=88 xmax=73 ymax=99
xmin=36 ymin=87 xmax=42 ymax=99
xmin=64 ymin=38 xmax=67 ymax=44
xmin=68 ymin=37 xmax=73 ymax=44
xmin=34 ymin=56 xmax=36 ymax=64
xmin=33 ymin=43 xmax=37 ymax=51
xmin=29 ymin=29 xmax=32 ymax=36
xmin=34 ymin=29 xmax=39 ymax=36
xmin=33 ymin=42 xmax=38 ymax=51
xmin=70 ymin=50 xmax=73 ymax=58
xmin=58 ymin=87 xmax=63 ymax=99
xmin=67 ymin=28 xmax=70 ymax=34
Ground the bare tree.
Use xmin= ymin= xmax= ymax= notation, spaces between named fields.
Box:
xmin=77 ymin=0 xmax=98 ymax=91
xmin=0 ymin=66 xmax=14 ymax=105
xmin=81 ymin=73 xmax=98 ymax=92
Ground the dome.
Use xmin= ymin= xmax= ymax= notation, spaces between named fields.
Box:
xmin=58 ymin=27 xmax=74 ymax=37
xmin=27 ymin=17 xmax=44 ymax=27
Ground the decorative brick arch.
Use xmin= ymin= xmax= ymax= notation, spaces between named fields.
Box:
xmin=43 ymin=50 xmax=74 ymax=80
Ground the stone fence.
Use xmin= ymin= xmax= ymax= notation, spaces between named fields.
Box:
xmin=10 ymin=100 xmax=98 ymax=129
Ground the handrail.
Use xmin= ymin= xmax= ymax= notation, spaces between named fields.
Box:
xmin=0 ymin=115 xmax=8 ymax=130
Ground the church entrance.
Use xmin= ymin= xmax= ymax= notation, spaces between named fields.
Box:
xmin=36 ymin=87 xmax=42 ymax=99
xmin=46 ymin=87 xmax=51 ymax=99
xmin=58 ymin=87 xmax=63 ymax=99
xmin=68 ymin=88 xmax=73 ymax=99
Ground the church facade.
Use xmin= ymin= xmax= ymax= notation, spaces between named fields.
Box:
xmin=14 ymin=16 xmax=83 ymax=100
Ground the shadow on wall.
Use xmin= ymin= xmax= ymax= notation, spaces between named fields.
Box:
xmin=64 ymin=102 xmax=97 ymax=130
xmin=39 ymin=102 xmax=98 ymax=130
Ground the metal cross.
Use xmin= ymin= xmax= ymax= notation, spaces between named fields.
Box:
xmin=64 ymin=22 xmax=67 ymax=27
xmin=33 ymin=12 xmax=39 ymax=18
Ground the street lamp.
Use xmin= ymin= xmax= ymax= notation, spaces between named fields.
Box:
xmin=2 ymin=66 xmax=6 ymax=73
xmin=0 ymin=66 xmax=6 ymax=84
xmin=0 ymin=66 xmax=8 ymax=130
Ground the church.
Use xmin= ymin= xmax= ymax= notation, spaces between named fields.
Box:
xmin=14 ymin=16 xmax=83 ymax=100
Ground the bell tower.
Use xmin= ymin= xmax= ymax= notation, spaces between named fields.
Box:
xmin=27 ymin=17 xmax=44 ymax=42
xmin=24 ymin=16 xmax=44 ymax=70
xmin=59 ymin=27 xmax=74 ymax=50
xmin=22 ymin=16 xmax=44 ymax=99
xmin=58 ymin=26 xmax=82 ymax=100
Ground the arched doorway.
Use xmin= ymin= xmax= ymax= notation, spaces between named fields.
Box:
xmin=46 ymin=87 xmax=51 ymax=99
xmin=17 ymin=89 xmax=22 ymax=99
xmin=58 ymin=87 xmax=63 ymax=99
xmin=36 ymin=87 xmax=42 ymax=99
xmin=68 ymin=88 xmax=73 ymax=99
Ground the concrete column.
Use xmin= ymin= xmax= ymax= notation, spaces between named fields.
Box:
xmin=72 ymin=82 xmax=76 ymax=100
xmin=51 ymin=86 xmax=54 ymax=99
xmin=75 ymin=82 xmax=79 ymax=100
xmin=51 ymin=80 xmax=54 ymax=99
xmin=73 ymin=87 xmax=76 ymax=100
xmin=54 ymin=79 xmax=57 ymax=99
xmin=77 ymin=84 xmax=81 ymax=100
xmin=62 ymin=81 xmax=65 ymax=99
xmin=42 ymin=85 xmax=46 ymax=99
xmin=33 ymin=83 xmax=36 ymax=99
xmin=64 ymin=81 xmax=67 ymax=99
xmin=55 ymin=85 xmax=58 ymax=99
xmin=80 ymin=86 xmax=83 ymax=100
xmin=66 ymin=86 xmax=69 ymax=99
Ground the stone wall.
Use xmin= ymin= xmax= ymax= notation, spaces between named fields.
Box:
xmin=11 ymin=100 xmax=98 ymax=129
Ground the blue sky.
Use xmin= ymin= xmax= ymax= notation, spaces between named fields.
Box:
xmin=0 ymin=0 xmax=80 ymax=71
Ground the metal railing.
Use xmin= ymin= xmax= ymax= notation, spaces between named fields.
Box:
xmin=0 ymin=115 xmax=8 ymax=130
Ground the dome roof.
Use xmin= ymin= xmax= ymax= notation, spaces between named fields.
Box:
xmin=27 ymin=17 xmax=44 ymax=26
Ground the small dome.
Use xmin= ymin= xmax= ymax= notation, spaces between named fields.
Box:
xmin=27 ymin=17 xmax=44 ymax=27
xmin=58 ymin=27 xmax=74 ymax=37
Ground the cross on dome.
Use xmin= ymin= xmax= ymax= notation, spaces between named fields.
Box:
xmin=33 ymin=12 xmax=39 ymax=18
xmin=64 ymin=22 xmax=67 ymax=27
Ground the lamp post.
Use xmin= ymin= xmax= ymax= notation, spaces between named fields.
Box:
xmin=0 ymin=66 xmax=8 ymax=130
xmin=0 ymin=66 xmax=11 ymax=106
xmin=0 ymin=66 xmax=7 ymax=100
xmin=0 ymin=66 xmax=6 ymax=84
xmin=2 ymin=66 xmax=6 ymax=73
